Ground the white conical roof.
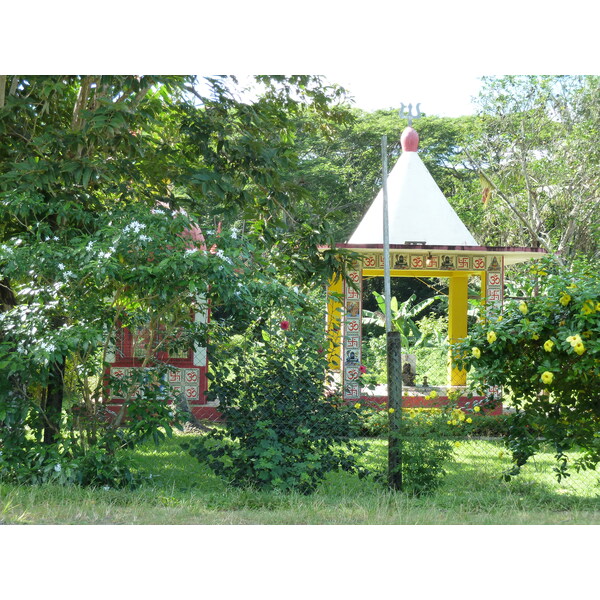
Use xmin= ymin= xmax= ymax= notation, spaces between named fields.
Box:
xmin=348 ymin=129 xmax=478 ymax=246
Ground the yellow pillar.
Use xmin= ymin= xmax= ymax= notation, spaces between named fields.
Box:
xmin=448 ymin=274 xmax=469 ymax=386
xmin=326 ymin=275 xmax=343 ymax=371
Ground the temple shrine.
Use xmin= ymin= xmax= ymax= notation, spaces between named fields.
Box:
xmin=326 ymin=123 xmax=546 ymax=407
xmin=105 ymin=213 xmax=219 ymax=421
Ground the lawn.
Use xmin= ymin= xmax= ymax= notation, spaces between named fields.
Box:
xmin=1 ymin=433 xmax=599 ymax=525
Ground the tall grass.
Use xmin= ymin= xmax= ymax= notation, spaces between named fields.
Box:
xmin=1 ymin=434 xmax=598 ymax=525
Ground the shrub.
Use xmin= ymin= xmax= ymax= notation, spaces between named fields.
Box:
xmin=453 ymin=255 xmax=600 ymax=480
xmin=0 ymin=362 xmax=185 ymax=488
xmin=185 ymin=298 xmax=367 ymax=494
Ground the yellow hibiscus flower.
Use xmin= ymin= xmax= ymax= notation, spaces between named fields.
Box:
xmin=559 ymin=293 xmax=571 ymax=306
xmin=472 ymin=347 xmax=481 ymax=359
xmin=541 ymin=371 xmax=554 ymax=385
xmin=581 ymin=300 xmax=595 ymax=315
xmin=519 ymin=302 xmax=528 ymax=315
xmin=543 ymin=340 xmax=554 ymax=352
xmin=487 ymin=331 xmax=497 ymax=344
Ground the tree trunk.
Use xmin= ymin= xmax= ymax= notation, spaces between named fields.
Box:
xmin=0 ymin=277 xmax=16 ymax=312
xmin=43 ymin=356 xmax=66 ymax=445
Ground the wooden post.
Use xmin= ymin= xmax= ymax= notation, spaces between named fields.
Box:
xmin=387 ymin=330 xmax=403 ymax=490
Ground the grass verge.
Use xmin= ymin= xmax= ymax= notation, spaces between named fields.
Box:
xmin=1 ymin=434 xmax=599 ymax=525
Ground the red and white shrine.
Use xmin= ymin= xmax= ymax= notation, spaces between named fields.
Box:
xmin=105 ymin=212 xmax=220 ymax=421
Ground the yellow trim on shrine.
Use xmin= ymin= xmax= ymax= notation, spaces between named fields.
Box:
xmin=326 ymin=275 xmax=343 ymax=371
xmin=448 ymin=274 xmax=469 ymax=386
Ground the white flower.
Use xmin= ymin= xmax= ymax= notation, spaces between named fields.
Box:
xmin=151 ymin=208 xmax=165 ymax=215
xmin=124 ymin=220 xmax=146 ymax=234
xmin=216 ymin=249 xmax=225 ymax=259
xmin=54 ymin=464 xmax=62 ymax=473
xmin=53 ymin=236 xmax=59 ymax=241
xmin=64 ymin=271 xmax=74 ymax=278
xmin=139 ymin=234 xmax=152 ymax=242
xmin=231 ymin=229 xmax=238 ymax=239
xmin=102 ymin=485 xmax=111 ymax=491
xmin=184 ymin=248 xmax=198 ymax=256
xmin=86 ymin=241 xmax=94 ymax=251
xmin=57 ymin=263 xmax=65 ymax=270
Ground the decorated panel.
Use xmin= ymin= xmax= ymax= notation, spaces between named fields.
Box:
xmin=342 ymin=263 xmax=362 ymax=401
xmin=360 ymin=252 xmax=488 ymax=272
xmin=486 ymin=255 xmax=504 ymax=305
xmin=108 ymin=366 xmax=204 ymax=404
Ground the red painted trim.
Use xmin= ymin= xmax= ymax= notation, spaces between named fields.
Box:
xmin=330 ymin=243 xmax=547 ymax=254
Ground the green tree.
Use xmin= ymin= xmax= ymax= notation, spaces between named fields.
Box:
xmin=0 ymin=75 xmax=355 ymax=485
xmin=467 ymin=75 xmax=600 ymax=259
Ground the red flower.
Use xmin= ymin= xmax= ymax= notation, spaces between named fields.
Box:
xmin=280 ymin=320 xmax=290 ymax=330
xmin=359 ymin=365 xmax=367 ymax=374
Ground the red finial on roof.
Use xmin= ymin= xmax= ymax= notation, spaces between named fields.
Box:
xmin=401 ymin=126 xmax=419 ymax=152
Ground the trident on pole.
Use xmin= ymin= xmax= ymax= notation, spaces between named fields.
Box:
xmin=398 ymin=102 xmax=422 ymax=127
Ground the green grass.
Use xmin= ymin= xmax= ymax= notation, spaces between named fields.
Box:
xmin=1 ymin=434 xmax=599 ymax=524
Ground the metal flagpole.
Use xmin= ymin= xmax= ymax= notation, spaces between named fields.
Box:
xmin=382 ymin=135 xmax=403 ymax=490
xmin=382 ymin=135 xmax=393 ymax=333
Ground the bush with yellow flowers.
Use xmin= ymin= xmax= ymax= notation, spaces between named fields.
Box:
xmin=453 ymin=255 xmax=600 ymax=481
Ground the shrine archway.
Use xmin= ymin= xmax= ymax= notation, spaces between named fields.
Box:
xmin=327 ymin=244 xmax=545 ymax=402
